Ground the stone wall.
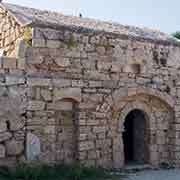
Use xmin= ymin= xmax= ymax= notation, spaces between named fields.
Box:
xmin=0 ymin=6 xmax=23 ymax=56
xmin=0 ymin=20 xmax=180 ymax=168
xmin=22 ymin=26 xmax=180 ymax=168
xmin=0 ymin=56 xmax=26 ymax=166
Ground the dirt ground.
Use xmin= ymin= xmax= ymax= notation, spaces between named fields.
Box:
xmin=125 ymin=169 xmax=180 ymax=180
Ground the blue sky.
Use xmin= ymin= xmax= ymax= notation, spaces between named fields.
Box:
xmin=5 ymin=0 xmax=180 ymax=34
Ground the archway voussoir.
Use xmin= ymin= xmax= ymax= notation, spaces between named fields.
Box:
xmin=113 ymin=88 xmax=127 ymax=104
xmin=127 ymin=87 xmax=137 ymax=96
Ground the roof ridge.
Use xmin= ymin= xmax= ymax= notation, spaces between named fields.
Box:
xmin=1 ymin=2 xmax=165 ymax=33
xmin=0 ymin=2 xmax=179 ymax=45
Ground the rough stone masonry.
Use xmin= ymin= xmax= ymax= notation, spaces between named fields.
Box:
xmin=0 ymin=2 xmax=180 ymax=168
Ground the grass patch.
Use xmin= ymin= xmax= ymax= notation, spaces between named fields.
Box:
xmin=23 ymin=26 xmax=32 ymax=46
xmin=0 ymin=162 xmax=125 ymax=180
xmin=67 ymin=33 xmax=77 ymax=49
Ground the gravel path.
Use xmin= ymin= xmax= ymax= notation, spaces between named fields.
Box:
xmin=126 ymin=169 xmax=180 ymax=180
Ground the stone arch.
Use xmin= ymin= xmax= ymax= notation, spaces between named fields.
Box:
xmin=123 ymin=109 xmax=149 ymax=164
xmin=117 ymin=100 xmax=153 ymax=132
xmin=97 ymin=87 xmax=174 ymax=114
xmin=53 ymin=88 xmax=81 ymax=103
xmin=98 ymin=87 xmax=175 ymax=168
xmin=113 ymin=100 xmax=156 ymax=168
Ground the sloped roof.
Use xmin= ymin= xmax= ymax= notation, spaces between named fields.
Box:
xmin=0 ymin=2 xmax=179 ymax=44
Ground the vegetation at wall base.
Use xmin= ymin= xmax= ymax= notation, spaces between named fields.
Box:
xmin=0 ymin=162 xmax=125 ymax=180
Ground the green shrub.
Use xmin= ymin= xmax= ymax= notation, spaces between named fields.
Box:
xmin=23 ymin=26 xmax=32 ymax=46
xmin=67 ymin=33 xmax=77 ymax=49
xmin=172 ymin=31 xmax=180 ymax=40
xmin=0 ymin=162 xmax=122 ymax=180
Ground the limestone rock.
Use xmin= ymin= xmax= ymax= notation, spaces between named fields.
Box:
xmin=15 ymin=38 xmax=27 ymax=58
xmin=52 ymin=79 xmax=71 ymax=87
xmin=0 ymin=122 xmax=7 ymax=133
xmin=28 ymin=101 xmax=45 ymax=111
xmin=54 ymin=57 xmax=70 ymax=67
xmin=5 ymin=76 xmax=25 ymax=85
xmin=27 ymin=78 xmax=51 ymax=87
xmin=26 ymin=133 xmax=41 ymax=160
xmin=53 ymin=88 xmax=81 ymax=102
xmin=79 ymin=141 xmax=94 ymax=151
xmin=40 ymin=89 xmax=52 ymax=101
xmin=9 ymin=118 xmax=25 ymax=131
xmin=3 ymin=57 xmax=17 ymax=69
xmin=0 ymin=132 xmax=12 ymax=143
xmin=0 ymin=144 xmax=5 ymax=158
xmin=6 ymin=139 xmax=24 ymax=156
xmin=0 ymin=87 xmax=7 ymax=97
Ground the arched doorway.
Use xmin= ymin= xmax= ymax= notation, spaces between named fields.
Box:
xmin=123 ymin=109 xmax=149 ymax=164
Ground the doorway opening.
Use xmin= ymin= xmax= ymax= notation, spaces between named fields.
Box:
xmin=123 ymin=109 xmax=149 ymax=165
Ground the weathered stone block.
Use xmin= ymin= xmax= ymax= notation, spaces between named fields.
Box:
xmin=32 ymin=39 xmax=46 ymax=47
xmin=41 ymin=89 xmax=52 ymax=101
xmin=17 ymin=58 xmax=26 ymax=69
xmin=9 ymin=119 xmax=25 ymax=131
xmin=27 ymin=78 xmax=51 ymax=87
xmin=3 ymin=57 xmax=17 ymax=69
xmin=47 ymin=101 xmax=73 ymax=110
xmin=93 ymin=126 xmax=106 ymax=133
xmin=26 ymin=133 xmax=41 ymax=161
xmin=44 ymin=126 xmax=56 ymax=134
xmin=0 ymin=144 xmax=5 ymax=158
xmin=96 ymin=46 xmax=105 ymax=55
xmin=89 ymin=81 xmax=102 ymax=88
xmin=5 ymin=76 xmax=25 ymax=85
xmin=79 ymin=134 xmax=87 ymax=141
xmin=54 ymin=57 xmax=70 ymax=67
xmin=15 ymin=38 xmax=27 ymax=58
xmin=0 ymin=122 xmax=7 ymax=133
xmin=53 ymin=88 xmax=81 ymax=102
xmin=79 ymin=141 xmax=94 ymax=151
xmin=6 ymin=139 xmax=24 ymax=156
xmin=46 ymin=40 xmax=61 ymax=48
xmin=28 ymin=101 xmax=45 ymax=111
xmin=52 ymin=79 xmax=71 ymax=87
xmin=0 ymin=132 xmax=12 ymax=142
